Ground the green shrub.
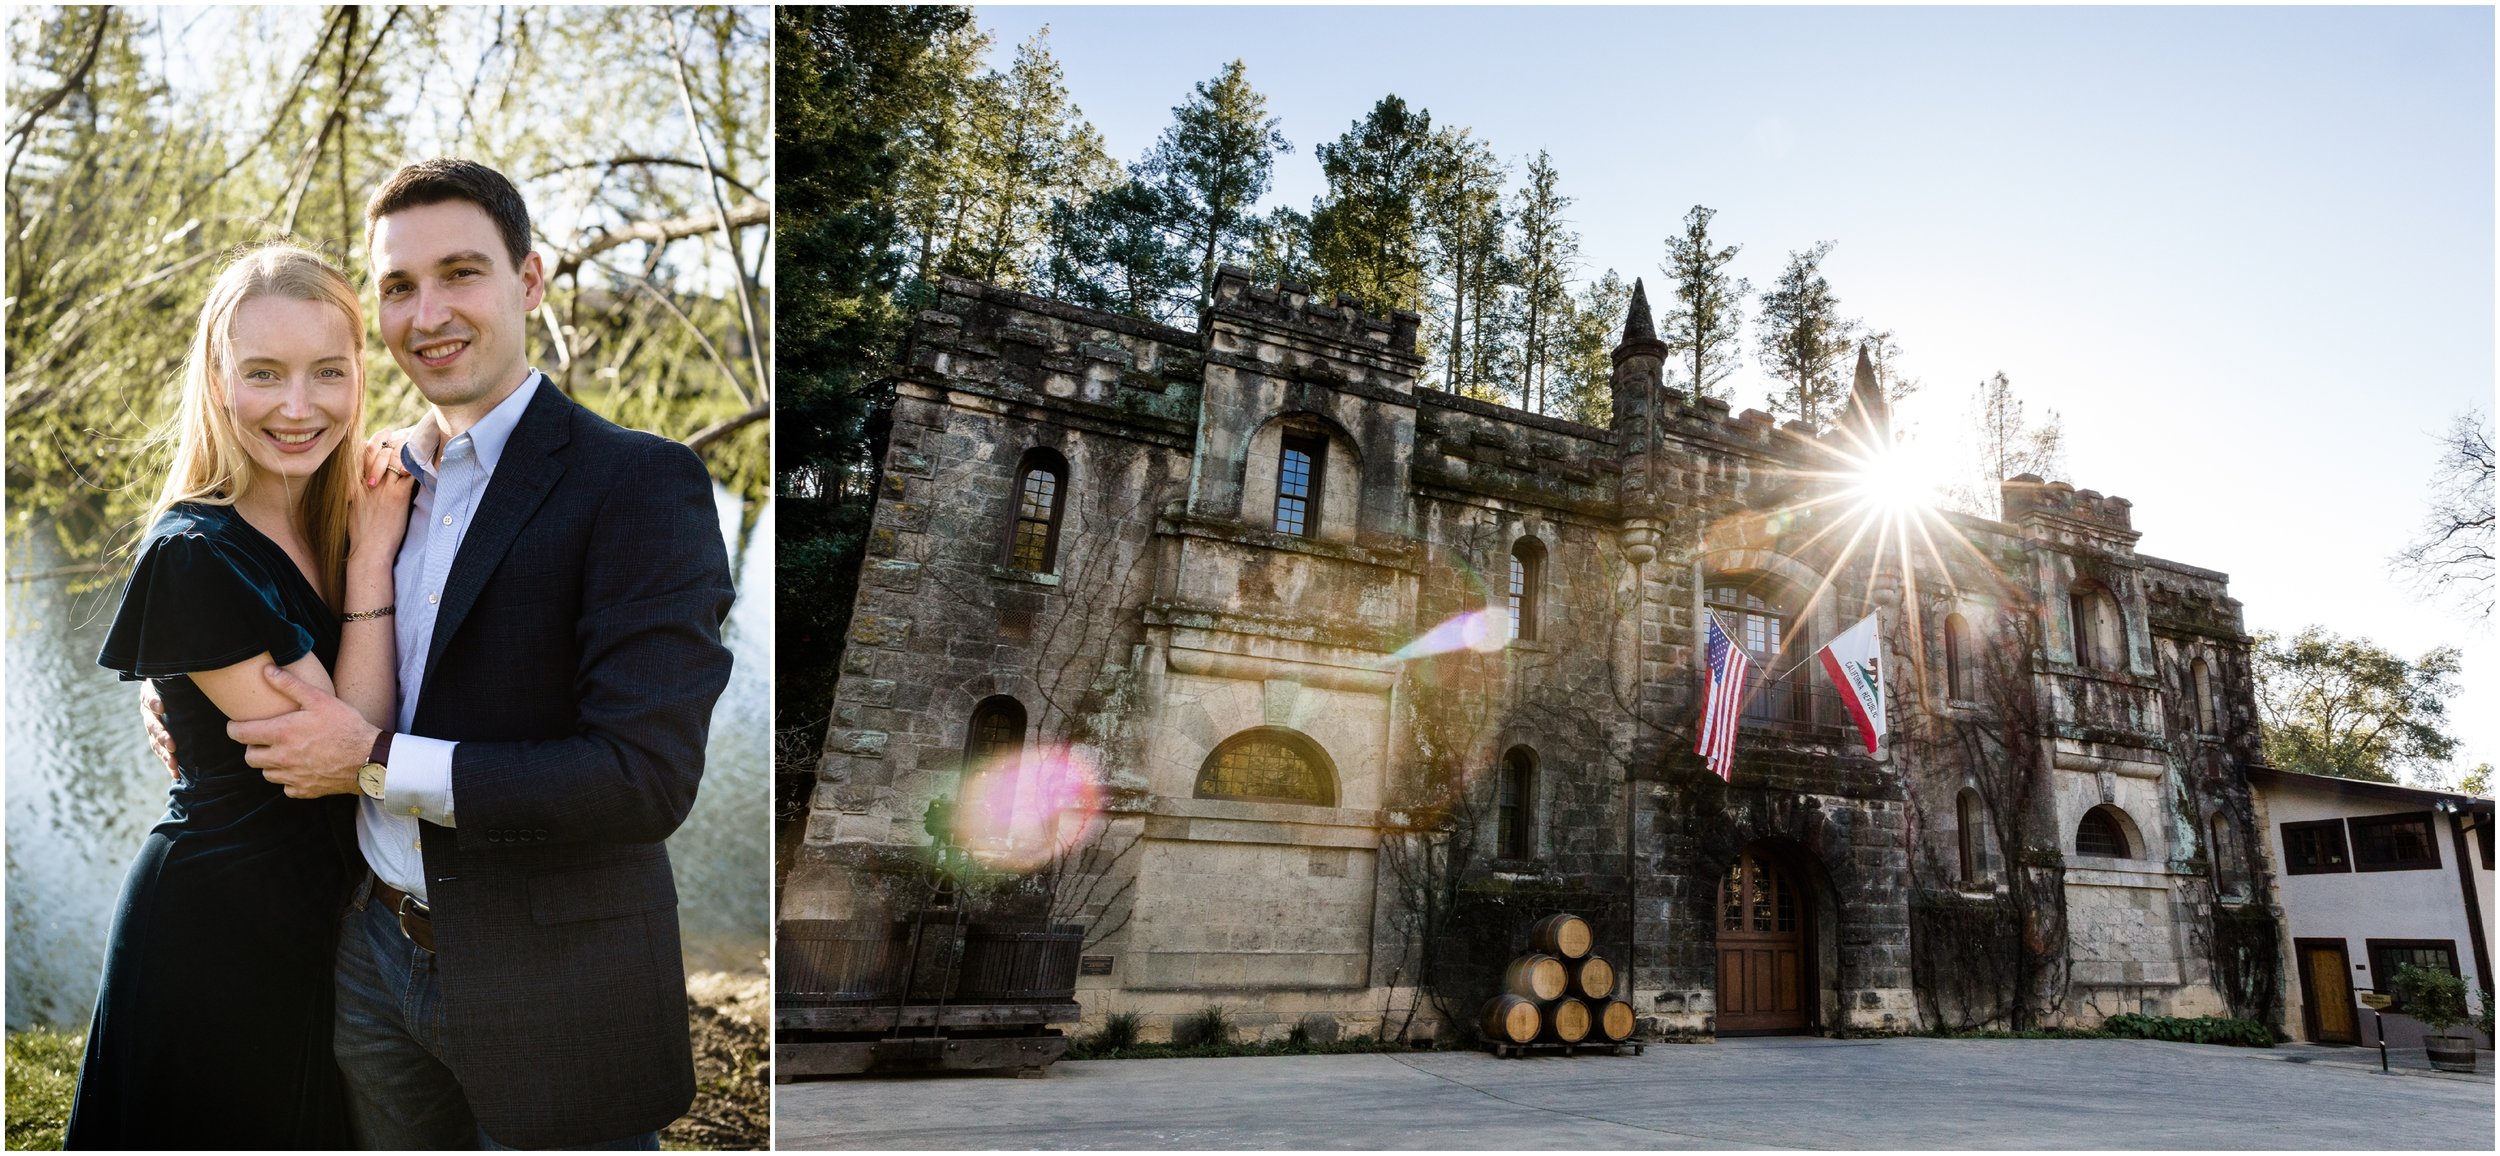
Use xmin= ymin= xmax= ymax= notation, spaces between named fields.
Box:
xmin=2392 ymin=964 xmax=2470 ymax=1037
xmin=1173 ymin=1005 xmax=1235 ymax=1047
xmin=1285 ymin=1022 xmax=1311 ymax=1049
xmin=2098 ymin=1013 xmax=2274 ymax=1048
xmin=2473 ymin=988 xmax=2494 ymax=1041
xmin=6 ymin=1028 xmax=83 ymax=1150
xmin=1091 ymin=1011 xmax=1141 ymax=1052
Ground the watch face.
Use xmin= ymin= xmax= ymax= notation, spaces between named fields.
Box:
xmin=359 ymin=762 xmax=386 ymax=799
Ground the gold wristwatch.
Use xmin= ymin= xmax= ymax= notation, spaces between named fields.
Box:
xmin=358 ymin=731 xmax=393 ymax=800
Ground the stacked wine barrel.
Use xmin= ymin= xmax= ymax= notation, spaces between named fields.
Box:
xmin=1478 ymin=913 xmax=1638 ymax=1051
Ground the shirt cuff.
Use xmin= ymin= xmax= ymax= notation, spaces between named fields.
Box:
xmin=384 ymin=734 xmax=459 ymax=828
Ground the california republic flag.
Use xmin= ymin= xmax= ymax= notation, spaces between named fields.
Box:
xmin=1817 ymin=613 xmax=1888 ymax=755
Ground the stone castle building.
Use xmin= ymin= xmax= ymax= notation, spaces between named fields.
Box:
xmin=786 ymin=266 xmax=2281 ymax=1041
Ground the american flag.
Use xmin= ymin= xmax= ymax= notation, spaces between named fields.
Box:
xmin=1696 ymin=614 xmax=1750 ymax=781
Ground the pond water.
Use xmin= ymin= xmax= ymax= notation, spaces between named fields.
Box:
xmin=4 ymin=488 xmax=772 ymax=1032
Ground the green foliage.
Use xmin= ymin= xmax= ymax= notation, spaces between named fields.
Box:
xmin=1660 ymin=205 xmax=1749 ymax=404
xmin=1043 ymin=177 xmax=1192 ymax=323
xmin=5 ymin=1028 xmax=81 ymax=1150
xmin=2392 ymin=963 xmax=2471 ymax=1036
xmin=6 ymin=5 xmax=771 ymax=561
xmin=1308 ymin=95 xmax=1435 ymax=317
xmin=1285 ymin=1021 xmax=1313 ymax=1049
xmin=1144 ymin=59 xmax=1291 ymax=313
xmin=1505 ymin=152 xmax=1579 ymax=418
xmin=1417 ymin=126 xmax=1508 ymax=398
xmin=1173 ymin=1004 xmax=1236 ymax=1047
xmin=1090 ymin=1011 xmax=1142 ymax=1052
xmin=2473 ymin=987 xmax=2494 ymax=1040
xmin=938 ymin=29 xmax=1114 ymax=288
xmin=1555 ymin=269 xmax=1629 ymax=427
xmin=773 ymin=4 xmax=968 ymax=770
xmin=1754 ymin=240 xmax=1858 ymax=428
xmin=2098 ymin=1013 xmax=2275 ymax=1048
xmin=2253 ymin=627 xmax=2462 ymax=784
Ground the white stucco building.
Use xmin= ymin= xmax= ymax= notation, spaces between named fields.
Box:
xmin=2251 ymin=767 xmax=2493 ymax=1048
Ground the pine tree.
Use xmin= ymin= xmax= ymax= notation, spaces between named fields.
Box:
xmin=1944 ymin=370 xmax=2065 ymax=516
xmin=1308 ymin=95 xmax=1435 ymax=316
xmin=1755 ymin=240 xmax=1858 ymax=427
xmin=1418 ymin=126 xmax=1508 ymax=397
xmin=1554 ymin=268 xmax=1631 ymax=427
xmin=1507 ymin=152 xmax=1579 ymax=416
xmin=1042 ymin=178 xmax=1190 ymax=323
xmin=1245 ymin=205 xmax=1316 ymax=289
xmin=1660 ymin=205 xmax=1749 ymax=404
xmin=1859 ymin=327 xmax=1921 ymax=406
xmin=948 ymin=28 xmax=1113 ymax=289
xmin=1141 ymin=59 xmax=1291 ymax=312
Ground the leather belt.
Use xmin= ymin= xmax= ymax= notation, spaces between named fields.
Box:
xmin=371 ymin=877 xmax=436 ymax=953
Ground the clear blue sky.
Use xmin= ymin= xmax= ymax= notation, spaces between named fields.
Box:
xmin=974 ymin=4 xmax=2496 ymax=779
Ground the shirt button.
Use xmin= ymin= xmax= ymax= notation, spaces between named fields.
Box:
xmin=443 ymin=515 xmax=454 ymax=526
xmin=428 ymin=593 xmax=440 ymax=604
xmin=412 ymin=838 xmax=423 ymax=851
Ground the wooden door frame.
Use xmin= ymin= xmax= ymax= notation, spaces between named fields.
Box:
xmin=2293 ymin=937 xmax=2357 ymax=1045
xmin=1714 ymin=842 xmax=1821 ymax=1037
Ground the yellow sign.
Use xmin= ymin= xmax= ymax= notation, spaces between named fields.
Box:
xmin=2358 ymin=993 xmax=2393 ymax=1010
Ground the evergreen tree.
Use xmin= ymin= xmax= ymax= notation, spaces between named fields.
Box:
xmin=1140 ymin=59 xmax=1291 ymax=312
xmin=1042 ymin=178 xmax=1191 ymax=323
xmin=948 ymin=28 xmax=1113 ymax=288
xmin=1418 ymin=126 xmax=1508 ymax=397
xmin=1859 ymin=327 xmax=1922 ymax=405
xmin=1245 ymin=205 xmax=1317 ymax=288
xmin=1308 ymin=95 xmax=1435 ymax=316
xmin=1555 ymin=268 xmax=1631 ymax=427
xmin=1755 ymin=240 xmax=1858 ymax=427
xmin=1507 ymin=152 xmax=1579 ymax=416
xmin=776 ymin=4 xmax=973 ymax=761
xmin=1945 ymin=370 xmax=2065 ymax=516
xmin=888 ymin=20 xmax=990 ymax=287
xmin=1660 ymin=205 xmax=1749 ymax=404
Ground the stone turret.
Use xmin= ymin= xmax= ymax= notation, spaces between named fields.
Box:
xmin=1837 ymin=342 xmax=1890 ymax=450
xmin=1610 ymin=280 xmax=1672 ymax=498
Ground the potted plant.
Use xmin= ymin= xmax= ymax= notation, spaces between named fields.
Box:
xmin=2392 ymin=963 xmax=2477 ymax=1073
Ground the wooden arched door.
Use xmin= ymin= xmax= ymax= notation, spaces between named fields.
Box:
xmin=1717 ymin=848 xmax=1811 ymax=1034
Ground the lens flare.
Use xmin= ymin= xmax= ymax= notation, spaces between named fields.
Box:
xmin=950 ymin=744 xmax=1104 ymax=872
xmin=1386 ymin=606 xmax=1509 ymax=664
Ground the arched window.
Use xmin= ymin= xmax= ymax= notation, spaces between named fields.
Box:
xmin=1196 ymin=728 xmax=1336 ymax=806
xmin=1508 ymin=539 xmax=1545 ymax=642
xmin=2068 ymin=583 xmax=2121 ymax=671
xmin=2075 ymin=805 xmax=2131 ymax=858
xmin=1006 ymin=449 xmax=1068 ymax=573
xmin=1706 ymin=576 xmax=1803 ymax=725
xmin=1957 ymin=788 xmax=1986 ymax=885
xmin=1944 ymin=613 xmax=1974 ymax=701
xmin=2209 ymin=811 xmax=2248 ymax=900
xmin=963 ymin=696 xmax=1027 ymax=773
xmin=1495 ymin=747 xmax=1535 ymax=859
xmin=1273 ymin=432 xmax=1328 ymax=537
xmin=2191 ymin=658 xmax=2216 ymax=733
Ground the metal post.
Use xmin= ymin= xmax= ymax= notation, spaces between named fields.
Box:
xmin=2376 ymin=1007 xmax=2388 ymax=1073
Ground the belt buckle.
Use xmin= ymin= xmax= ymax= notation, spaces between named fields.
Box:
xmin=393 ymin=892 xmax=431 ymax=944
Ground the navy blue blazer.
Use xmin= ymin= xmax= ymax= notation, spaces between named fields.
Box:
xmin=408 ymin=385 xmax=734 ymax=1148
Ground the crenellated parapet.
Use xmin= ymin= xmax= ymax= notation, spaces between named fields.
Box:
xmin=1206 ymin=265 xmax=1422 ymax=374
xmin=2000 ymin=472 xmax=2140 ymax=554
xmin=908 ymin=275 xmax=1205 ymax=435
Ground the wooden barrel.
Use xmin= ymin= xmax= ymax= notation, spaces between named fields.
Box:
xmin=1531 ymin=913 xmax=1593 ymax=960
xmin=1571 ymin=955 xmax=1615 ymax=1000
xmin=1479 ymin=994 xmax=1541 ymax=1044
xmin=1503 ymin=953 xmax=1569 ymax=1001
xmin=1545 ymin=997 xmax=1591 ymax=1043
xmin=1596 ymin=998 xmax=1636 ymax=1042
xmin=955 ymin=923 xmax=1083 ymax=1002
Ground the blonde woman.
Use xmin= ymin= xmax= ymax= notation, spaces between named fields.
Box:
xmin=67 ymin=245 xmax=413 ymax=1149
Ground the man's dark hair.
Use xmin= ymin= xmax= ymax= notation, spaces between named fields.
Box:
xmin=364 ymin=158 xmax=534 ymax=267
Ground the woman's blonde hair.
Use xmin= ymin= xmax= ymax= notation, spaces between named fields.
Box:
xmin=143 ymin=244 xmax=366 ymax=607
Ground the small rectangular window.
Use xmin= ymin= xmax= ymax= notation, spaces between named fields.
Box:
xmin=2280 ymin=819 xmax=2350 ymax=875
xmin=2364 ymin=939 xmax=2459 ymax=1011
xmin=2350 ymin=812 xmax=2440 ymax=872
xmin=1275 ymin=434 xmax=1325 ymax=537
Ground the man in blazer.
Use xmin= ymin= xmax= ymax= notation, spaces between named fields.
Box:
xmin=226 ymin=158 xmax=734 ymax=1149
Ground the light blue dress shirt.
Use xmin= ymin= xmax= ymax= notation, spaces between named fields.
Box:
xmin=361 ymin=372 xmax=542 ymax=901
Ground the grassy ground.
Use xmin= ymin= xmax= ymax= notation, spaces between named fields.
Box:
xmin=4 ymin=1028 xmax=79 ymax=1150
xmin=4 ymin=972 xmax=770 ymax=1152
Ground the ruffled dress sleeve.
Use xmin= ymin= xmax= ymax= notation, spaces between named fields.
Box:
xmin=97 ymin=517 xmax=315 ymax=680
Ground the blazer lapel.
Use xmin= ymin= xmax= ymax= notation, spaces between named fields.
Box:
xmin=420 ymin=386 xmax=573 ymax=694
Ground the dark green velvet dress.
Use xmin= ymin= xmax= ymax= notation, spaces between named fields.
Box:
xmin=66 ymin=502 xmax=354 ymax=1150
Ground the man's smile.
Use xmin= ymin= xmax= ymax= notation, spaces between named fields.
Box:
xmin=411 ymin=337 xmax=471 ymax=369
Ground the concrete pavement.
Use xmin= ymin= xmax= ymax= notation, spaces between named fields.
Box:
xmin=774 ymin=1036 xmax=2497 ymax=1149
